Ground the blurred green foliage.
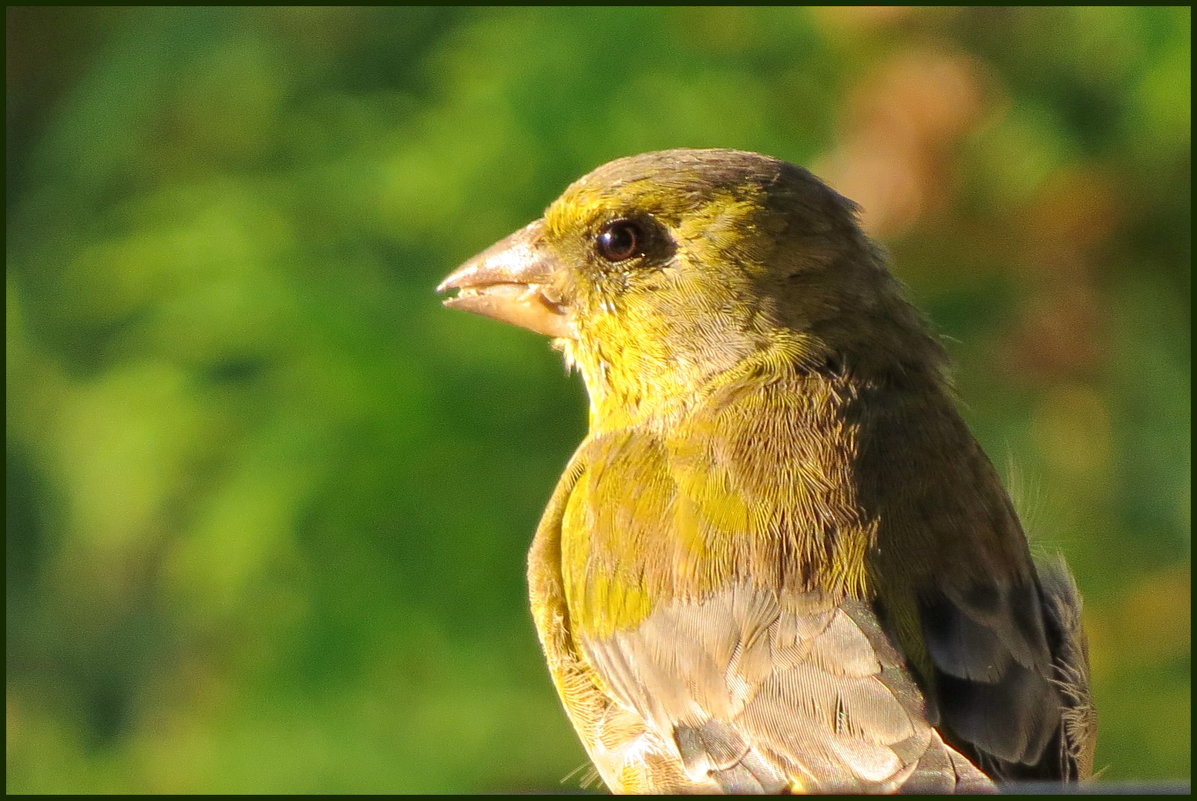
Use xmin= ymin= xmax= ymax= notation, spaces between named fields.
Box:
xmin=6 ymin=6 xmax=1190 ymax=792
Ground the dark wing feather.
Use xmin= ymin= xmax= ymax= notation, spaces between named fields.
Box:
xmin=918 ymin=579 xmax=1060 ymax=771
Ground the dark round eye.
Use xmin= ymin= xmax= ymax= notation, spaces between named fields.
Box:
xmin=595 ymin=219 xmax=643 ymax=262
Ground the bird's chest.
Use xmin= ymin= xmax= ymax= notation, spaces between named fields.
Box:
xmin=552 ymin=420 xmax=874 ymax=643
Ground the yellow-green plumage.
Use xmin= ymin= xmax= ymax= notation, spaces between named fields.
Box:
xmin=439 ymin=149 xmax=1095 ymax=793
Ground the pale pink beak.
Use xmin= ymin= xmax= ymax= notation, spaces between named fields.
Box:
xmin=437 ymin=220 xmax=574 ymax=339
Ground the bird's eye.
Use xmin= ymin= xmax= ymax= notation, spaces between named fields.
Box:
xmin=595 ymin=219 xmax=643 ymax=262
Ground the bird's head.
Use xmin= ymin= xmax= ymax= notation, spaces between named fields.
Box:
xmin=439 ymin=149 xmax=944 ymax=428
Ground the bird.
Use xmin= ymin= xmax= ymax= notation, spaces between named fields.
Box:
xmin=437 ymin=148 xmax=1096 ymax=793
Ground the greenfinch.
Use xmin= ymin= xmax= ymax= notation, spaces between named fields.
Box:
xmin=438 ymin=149 xmax=1095 ymax=793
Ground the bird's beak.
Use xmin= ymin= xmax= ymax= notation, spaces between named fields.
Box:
xmin=437 ymin=219 xmax=574 ymax=339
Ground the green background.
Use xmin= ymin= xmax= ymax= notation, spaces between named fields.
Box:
xmin=6 ymin=7 xmax=1189 ymax=793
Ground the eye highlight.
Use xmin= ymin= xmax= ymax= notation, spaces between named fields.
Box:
xmin=595 ymin=219 xmax=643 ymax=262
